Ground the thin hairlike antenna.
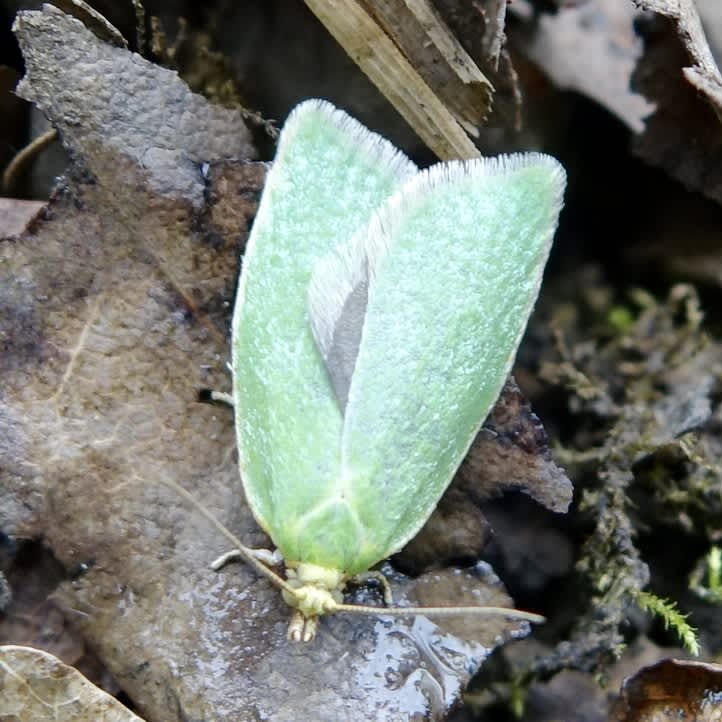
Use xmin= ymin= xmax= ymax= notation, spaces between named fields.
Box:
xmin=158 ymin=477 xmax=545 ymax=626
xmin=156 ymin=477 xmax=299 ymax=597
xmin=331 ymin=602 xmax=545 ymax=623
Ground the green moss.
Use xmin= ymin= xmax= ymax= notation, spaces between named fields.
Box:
xmin=690 ymin=546 xmax=722 ymax=604
xmin=607 ymin=305 xmax=634 ymax=333
xmin=634 ymin=591 xmax=700 ymax=655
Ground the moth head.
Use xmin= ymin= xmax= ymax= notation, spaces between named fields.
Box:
xmin=282 ymin=562 xmax=346 ymax=641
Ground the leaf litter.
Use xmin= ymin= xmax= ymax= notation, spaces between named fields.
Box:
xmin=3 ymin=0 xmax=722 ymax=720
xmin=0 ymin=5 xmax=573 ymax=721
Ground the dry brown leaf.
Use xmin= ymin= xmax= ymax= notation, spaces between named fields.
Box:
xmin=634 ymin=0 xmax=722 ymax=121
xmin=463 ymin=377 xmax=573 ymax=513
xmin=0 ymin=645 xmax=144 ymax=722
xmin=611 ymin=658 xmax=722 ymax=721
xmin=517 ymin=0 xmax=654 ymax=133
xmin=0 ymin=6 xmax=569 ymax=721
xmin=632 ymin=0 xmax=722 ymax=203
xmin=49 ymin=0 xmax=127 ymax=47
xmin=0 ymin=199 xmax=45 ymax=237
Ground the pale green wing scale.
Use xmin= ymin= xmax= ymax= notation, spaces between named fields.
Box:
xmin=231 ymin=100 xmax=417 ymax=571
xmin=307 ymin=155 xmax=566 ymax=575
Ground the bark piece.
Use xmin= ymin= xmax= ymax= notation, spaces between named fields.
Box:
xmin=304 ymin=0 xmax=482 ymax=159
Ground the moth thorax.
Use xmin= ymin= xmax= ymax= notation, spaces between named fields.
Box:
xmin=283 ymin=562 xmax=345 ymax=617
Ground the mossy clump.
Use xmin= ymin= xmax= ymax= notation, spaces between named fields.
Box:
xmin=528 ymin=282 xmax=720 ymax=679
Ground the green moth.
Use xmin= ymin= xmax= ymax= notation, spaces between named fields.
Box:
xmin=223 ymin=99 xmax=566 ymax=641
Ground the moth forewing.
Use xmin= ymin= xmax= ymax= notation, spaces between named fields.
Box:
xmin=312 ymin=155 xmax=567 ymax=573
xmin=228 ymin=100 xmax=417 ymax=623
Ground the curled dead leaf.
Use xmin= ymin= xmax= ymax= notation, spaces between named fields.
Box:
xmin=518 ymin=0 xmax=654 ymax=133
xmin=632 ymin=0 xmax=722 ymax=203
xmin=611 ymin=658 xmax=722 ymax=721
xmin=0 ymin=645 xmax=144 ymax=722
xmin=396 ymin=377 xmax=573 ymax=573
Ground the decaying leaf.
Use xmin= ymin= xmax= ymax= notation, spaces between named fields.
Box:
xmin=634 ymin=0 xmax=722 ymax=120
xmin=0 ymin=199 xmax=44 ymax=237
xmin=0 ymin=645 xmax=144 ymax=722
xmin=14 ymin=10 xmax=254 ymax=199
xmin=50 ymin=0 xmax=128 ymax=47
xmin=632 ymin=0 xmax=722 ymax=203
xmin=512 ymin=0 xmax=722 ymax=203
xmin=517 ymin=0 xmax=654 ymax=133
xmin=0 ymin=5 xmax=572 ymax=721
xmin=462 ymin=377 xmax=573 ymax=514
xmin=611 ymin=658 xmax=722 ymax=721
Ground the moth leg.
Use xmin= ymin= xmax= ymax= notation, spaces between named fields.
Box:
xmin=351 ymin=570 xmax=394 ymax=606
xmin=288 ymin=611 xmax=318 ymax=642
xmin=211 ymin=547 xmax=284 ymax=570
xmin=209 ymin=390 xmax=234 ymax=406
xmin=205 ymin=364 xmax=234 ymax=406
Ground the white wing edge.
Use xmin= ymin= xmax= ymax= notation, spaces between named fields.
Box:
xmin=363 ymin=152 xmax=567 ymax=290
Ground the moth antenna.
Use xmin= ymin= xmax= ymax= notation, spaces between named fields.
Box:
xmin=156 ymin=477 xmax=299 ymax=597
xmin=331 ymin=602 xmax=545 ymax=624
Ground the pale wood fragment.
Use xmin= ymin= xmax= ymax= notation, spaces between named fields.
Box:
xmin=304 ymin=0 xmax=481 ymax=159
xmin=364 ymin=0 xmax=493 ymax=137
